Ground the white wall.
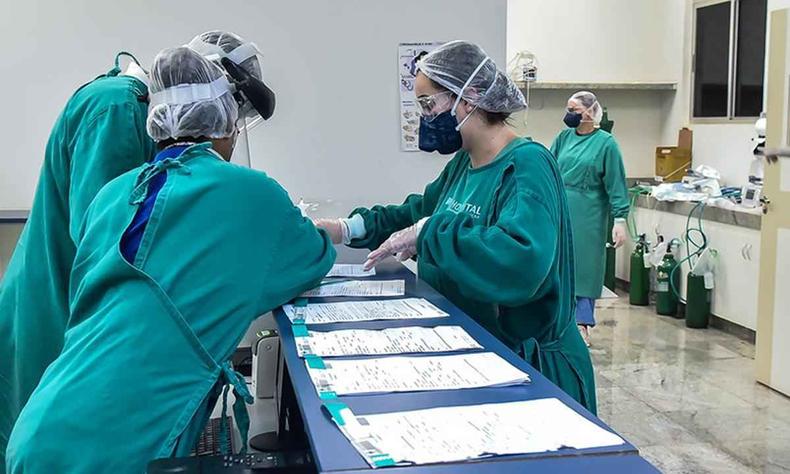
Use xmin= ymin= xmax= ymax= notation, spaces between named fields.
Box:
xmin=0 ymin=0 xmax=506 ymax=212
xmin=507 ymin=0 xmax=686 ymax=178
xmin=507 ymin=0 xmax=684 ymax=83
xmin=511 ymin=89 xmax=668 ymax=177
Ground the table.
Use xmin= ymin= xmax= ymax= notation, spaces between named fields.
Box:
xmin=272 ymin=248 xmax=658 ymax=473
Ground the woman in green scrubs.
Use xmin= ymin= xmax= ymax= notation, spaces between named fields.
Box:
xmin=0 ymin=53 xmax=156 ymax=466
xmin=550 ymin=91 xmax=629 ymax=346
xmin=315 ymin=41 xmax=596 ymax=414
xmin=7 ymin=46 xmax=335 ymax=474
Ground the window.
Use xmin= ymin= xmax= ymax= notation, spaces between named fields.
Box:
xmin=692 ymin=0 xmax=767 ymax=119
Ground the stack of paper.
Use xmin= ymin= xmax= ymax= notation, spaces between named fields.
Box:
xmin=332 ymin=398 xmax=626 ymax=467
xmin=306 ymin=352 xmax=529 ymax=396
xmin=301 ymin=280 xmax=405 ymax=298
xmin=326 ymin=264 xmax=376 ymax=278
xmin=296 ymin=326 xmax=482 ymax=357
xmin=283 ymin=298 xmax=447 ymax=325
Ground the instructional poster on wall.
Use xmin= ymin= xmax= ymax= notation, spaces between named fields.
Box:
xmin=398 ymin=42 xmax=443 ymax=151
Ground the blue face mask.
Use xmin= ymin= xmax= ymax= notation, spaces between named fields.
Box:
xmin=418 ymin=111 xmax=463 ymax=155
xmin=563 ymin=111 xmax=582 ymax=128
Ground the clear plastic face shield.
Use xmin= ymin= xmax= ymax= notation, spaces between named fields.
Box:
xmin=188 ymin=38 xmax=276 ymax=167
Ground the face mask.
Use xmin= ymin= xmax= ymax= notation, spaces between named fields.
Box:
xmin=418 ymin=111 xmax=463 ymax=155
xmin=563 ymin=111 xmax=582 ymax=128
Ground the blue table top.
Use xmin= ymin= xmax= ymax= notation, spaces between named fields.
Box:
xmin=273 ymin=248 xmax=656 ymax=473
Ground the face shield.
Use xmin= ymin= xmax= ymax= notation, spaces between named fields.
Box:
xmin=188 ymin=35 xmax=276 ymax=168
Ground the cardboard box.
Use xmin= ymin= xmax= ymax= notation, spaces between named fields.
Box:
xmin=655 ymin=147 xmax=691 ymax=182
xmin=678 ymin=127 xmax=693 ymax=151
xmin=655 ymin=128 xmax=694 ymax=182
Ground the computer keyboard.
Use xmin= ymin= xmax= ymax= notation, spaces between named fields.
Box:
xmin=192 ymin=416 xmax=233 ymax=457
xmin=147 ymin=451 xmax=315 ymax=473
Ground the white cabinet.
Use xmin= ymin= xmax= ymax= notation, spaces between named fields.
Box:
xmin=615 ymin=207 xmax=761 ymax=331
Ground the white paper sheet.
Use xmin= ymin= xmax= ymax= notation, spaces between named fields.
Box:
xmin=334 ymin=398 xmax=626 ymax=467
xmin=301 ymin=280 xmax=405 ymax=298
xmin=296 ymin=326 xmax=481 ymax=357
xmin=283 ymin=298 xmax=447 ymax=325
xmin=306 ymin=352 xmax=529 ymax=396
xmin=326 ymin=264 xmax=376 ymax=278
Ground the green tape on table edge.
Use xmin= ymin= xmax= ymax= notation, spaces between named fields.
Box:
xmin=305 ymin=354 xmax=326 ymax=369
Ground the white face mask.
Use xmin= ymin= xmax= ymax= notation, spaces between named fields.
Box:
xmin=450 ymin=56 xmax=492 ymax=131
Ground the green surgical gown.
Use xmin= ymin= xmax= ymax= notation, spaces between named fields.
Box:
xmin=6 ymin=143 xmax=335 ymax=473
xmin=349 ymin=137 xmax=596 ymax=414
xmin=0 ymin=65 xmax=155 ymax=467
xmin=550 ymin=129 xmax=629 ymax=299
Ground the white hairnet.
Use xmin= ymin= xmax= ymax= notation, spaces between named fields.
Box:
xmin=147 ymin=47 xmax=239 ymax=141
xmin=570 ymin=91 xmax=603 ymax=125
xmin=416 ymin=40 xmax=526 ymax=114
xmin=187 ymin=31 xmax=263 ymax=81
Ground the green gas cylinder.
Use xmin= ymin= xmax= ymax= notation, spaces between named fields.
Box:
xmin=629 ymin=235 xmax=650 ymax=306
xmin=685 ymin=273 xmax=711 ymax=328
xmin=656 ymin=249 xmax=680 ymax=317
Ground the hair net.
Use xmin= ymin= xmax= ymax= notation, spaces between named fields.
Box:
xmin=146 ymin=46 xmax=239 ymax=141
xmin=187 ymin=31 xmax=263 ymax=81
xmin=570 ymin=91 xmax=603 ymax=125
xmin=416 ymin=40 xmax=526 ymax=114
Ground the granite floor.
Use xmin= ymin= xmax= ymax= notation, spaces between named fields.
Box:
xmin=591 ymin=293 xmax=790 ymax=474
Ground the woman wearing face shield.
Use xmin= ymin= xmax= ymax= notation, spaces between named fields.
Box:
xmin=550 ymin=92 xmax=629 ymax=346
xmin=6 ymin=46 xmax=334 ymax=474
xmin=315 ymin=41 xmax=596 ymax=414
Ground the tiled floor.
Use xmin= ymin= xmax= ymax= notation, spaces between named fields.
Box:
xmin=591 ymin=293 xmax=790 ymax=473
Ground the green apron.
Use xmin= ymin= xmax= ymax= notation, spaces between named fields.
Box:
xmin=0 ymin=57 xmax=155 ymax=466
xmin=350 ymin=138 xmax=597 ymax=414
xmin=6 ymin=144 xmax=335 ymax=473
xmin=551 ymin=129 xmax=629 ymax=299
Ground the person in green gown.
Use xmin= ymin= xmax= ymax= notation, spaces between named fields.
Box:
xmin=0 ymin=52 xmax=156 ymax=467
xmin=550 ymin=91 xmax=629 ymax=346
xmin=6 ymin=46 xmax=335 ymax=474
xmin=315 ymin=41 xmax=596 ymax=414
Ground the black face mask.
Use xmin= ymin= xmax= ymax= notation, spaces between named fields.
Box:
xmin=563 ymin=111 xmax=582 ymax=128
xmin=418 ymin=111 xmax=463 ymax=155
xmin=220 ymin=57 xmax=276 ymax=120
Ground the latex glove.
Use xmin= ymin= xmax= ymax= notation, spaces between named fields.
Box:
xmin=612 ymin=220 xmax=627 ymax=249
xmin=313 ymin=218 xmax=348 ymax=245
xmin=363 ymin=217 xmax=428 ymax=271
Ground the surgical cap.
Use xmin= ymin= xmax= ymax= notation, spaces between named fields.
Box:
xmin=417 ymin=40 xmax=526 ymax=114
xmin=146 ymin=47 xmax=239 ymax=141
xmin=187 ymin=31 xmax=262 ymax=80
xmin=570 ymin=91 xmax=603 ymax=125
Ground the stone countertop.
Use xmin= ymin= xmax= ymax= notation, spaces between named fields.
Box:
xmin=631 ymin=194 xmax=761 ymax=231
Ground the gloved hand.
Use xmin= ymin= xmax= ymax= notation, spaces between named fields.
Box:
xmin=612 ymin=220 xmax=627 ymax=248
xmin=313 ymin=218 xmax=348 ymax=245
xmin=363 ymin=217 xmax=429 ymax=271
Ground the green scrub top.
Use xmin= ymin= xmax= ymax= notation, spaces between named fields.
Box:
xmin=550 ymin=128 xmax=629 ymax=299
xmin=349 ymin=137 xmax=596 ymax=414
xmin=0 ymin=64 xmax=155 ymax=466
xmin=6 ymin=144 xmax=336 ymax=473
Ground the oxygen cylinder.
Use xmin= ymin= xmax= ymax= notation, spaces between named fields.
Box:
xmin=685 ymin=273 xmax=711 ymax=328
xmin=656 ymin=247 xmax=680 ymax=317
xmin=629 ymin=234 xmax=650 ymax=306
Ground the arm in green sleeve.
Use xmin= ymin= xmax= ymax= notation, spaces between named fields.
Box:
xmin=417 ymin=190 xmax=558 ymax=307
xmin=68 ymin=102 xmax=154 ymax=243
xmin=601 ymin=138 xmax=630 ymax=219
xmin=259 ymin=198 xmax=337 ymax=309
xmin=348 ymin=158 xmax=458 ymax=250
